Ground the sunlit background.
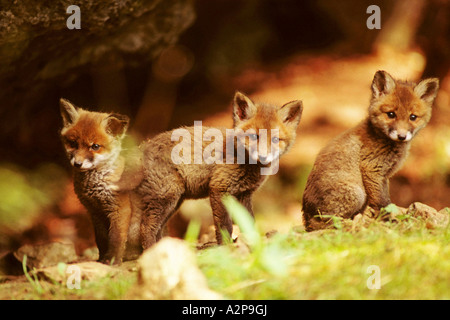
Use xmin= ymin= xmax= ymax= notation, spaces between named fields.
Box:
xmin=0 ymin=0 xmax=449 ymax=261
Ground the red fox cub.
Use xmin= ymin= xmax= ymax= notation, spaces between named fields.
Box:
xmin=302 ymin=70 xmax=439 ymax=231
xmin=60 ymin=99 xmax=143 ymax=264
xmin=137 ymin=92 xmax=303 ymax=247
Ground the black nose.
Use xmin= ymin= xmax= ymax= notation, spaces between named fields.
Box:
xmin=74 ymin=161 xmax=82 ymax=168
xmin=397 ymin=134 xmax=406 ymax=141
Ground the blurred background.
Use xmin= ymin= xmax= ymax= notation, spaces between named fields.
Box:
xmin=0 ymin=0 xmax=449 ymax=262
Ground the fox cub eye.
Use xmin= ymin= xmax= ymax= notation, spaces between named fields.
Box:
xmin=249 ymin=133 xmax=258 ymax=141
xmin=409 ymin=114 xmax=417 ymax=121
xmin=272 ymin=137 xmax=280 ymax=143
xmin=387 ymin=112 xmax=396 ymax=119
xmin=90 ymin=144 xmax=101 ymax=151
xmin=67 ymin=140 xmax=78 ymax=149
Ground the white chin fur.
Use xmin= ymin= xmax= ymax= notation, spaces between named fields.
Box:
xmin=264 ymin=154 xmax=274 ymax=163
xmin=389 ymin=130 xmax=412 ymax=142
xmin=251 ymin=151 xmax=280 ymax=164
xmin=405 ymin=132 xmax=412 ymax=141
xmin=70 ymin=158 xmax=94 ymax=170
xmin=92 ymin=153 xmax=113 ymax=167
xmin=250 ymin=150 xmax=259 ymax=163
xmin=258 ymin=154 xmax=273 ymax=165
xmin=81 ymin=162 xmax=94 ymax=170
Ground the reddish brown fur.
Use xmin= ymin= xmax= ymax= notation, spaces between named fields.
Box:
xmin=137 ymin=92 xmax=302 ymax=248
xmin=64 ymin=114 xmax=111 ymax=147
xmin=60 ymin=99 xmax=143 ymax=264
xmin=302 ymin=71 xmax=439 ymax=231
xmin=62 ymin=113 xmax=113 ymax=164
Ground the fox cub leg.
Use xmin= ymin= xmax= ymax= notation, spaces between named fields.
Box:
xmin=303 ymin=182 xmax=366 ymax=231
xmin=103 ymin=194 xmax=133 ymax=264
xmin=90 ymin=194 xmax=132 ymax=264
xmin=139 ymin=176 xmax=185 ymax=249
xmin=361 ymin=171 xmax=391 ymax=210
xmin=209 ymin=167 xmax=256 ymax=243
xmin=89 ymin=213 xmax=109 ymax=261
xmin=209 ymin=191 xmax=254 ymax=244
xmin=209 ymin=191 xmax=234 ymax=243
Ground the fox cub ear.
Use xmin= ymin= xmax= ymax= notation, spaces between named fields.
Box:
xmin=414 ymin=78 xmax=439 ymax=105
xmin=371 ymin=70 xmax=396 ymax=99
xmin=103 ymin=113 xmax=130 ymax=137
xmin=278 ymin=100 xmax=303 ymax=129
xmin=233 ymin=91 xmax=257 ymax=125
xmin=60 ymin=98 xmax=79 ymax=127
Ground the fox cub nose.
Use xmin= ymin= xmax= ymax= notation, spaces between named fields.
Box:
xmin=397 ymin=134 xmax=407 ymax=141
xmin=73 ymin=161 xmax=83 ymax=168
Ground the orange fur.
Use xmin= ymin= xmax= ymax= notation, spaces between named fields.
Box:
xmin=302 ymin=71 xmax=439 ymax=231
xmin=137 ymin=92 xmax=303 ymax=247
xmin=60 ymin=99 xmax=143 ymax=264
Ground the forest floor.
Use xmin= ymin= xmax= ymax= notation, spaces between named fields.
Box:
xmin=1 ymin=200 xmax=449 ymax=300
xmin=1 ymin=47 xmax=450 ymax=300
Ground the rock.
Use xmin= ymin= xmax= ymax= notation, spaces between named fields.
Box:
xmin=128 ymin=237 xmax=222 ymax=300
xmin=198 ymin=224 xmax=241 ymax=246
xmin=439 ymin=207 xmax=450 ymax=217
xmin=351 ymin=213 xmax=373 ymax=231
xmin=407 ymin=202 xmax=450 ymax=228
xmin=35 ymin=261 xmax=120 ymax=285
xmin=0 ymin=0 xmax=195 ymax=81
xmin=14 ymin=242 xmax=78 ymax=269
xmin=198 ymin=225 xmax=217 ymax=247
xmin=0 ymin=0 xmax=196 ymax=166
xmin=385 ymin=205 xmax=408 ymax=222
xmin=80 ymin=247 xmax=100 ymax=261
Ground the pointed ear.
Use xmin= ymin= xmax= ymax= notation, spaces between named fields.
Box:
xmin=60 ymin=98 xmax=79 ymax=127
xmin=414 ymin=78 xmax=439 ymax=105
xmin=371 ymin=70 xmax=396 ymax=99
xmin=233 ymin=91 xmax=257 ymax=125
xmin=278 ymin=100 xmax=303 ymax=129
xmin=103 ymin=113 xmax=130 ymax=137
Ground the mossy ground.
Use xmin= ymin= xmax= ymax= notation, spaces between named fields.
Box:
xmin=2 ymin=199 xmax=448 ymax=300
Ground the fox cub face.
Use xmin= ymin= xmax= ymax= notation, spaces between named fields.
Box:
xmin=369 ymin=70 xmax=439 ymax=142
xmin=232 ymin=92 xmax=302 ymax=164
xmin=60 ymin=99 xmax=129 ymax=171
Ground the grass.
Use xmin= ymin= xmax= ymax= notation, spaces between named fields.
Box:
xmin=196 ymin=197 xmax=450 ymax=299
xmin=2 ymin=260 xmax=137 ymax=300
xmin=2 ymin=196 xmax=449 ymax=300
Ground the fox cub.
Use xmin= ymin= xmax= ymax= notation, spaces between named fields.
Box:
xmin=137 ymin=92 xmax=303 ymax=247
xmin=60 ymin=99 xmax=143 ymax=264
xmin=302 ymin=70 xmax=439 ymax=231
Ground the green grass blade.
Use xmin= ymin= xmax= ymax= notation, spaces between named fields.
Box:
xmin=222 ymin=195 xmax=261 ymax=248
